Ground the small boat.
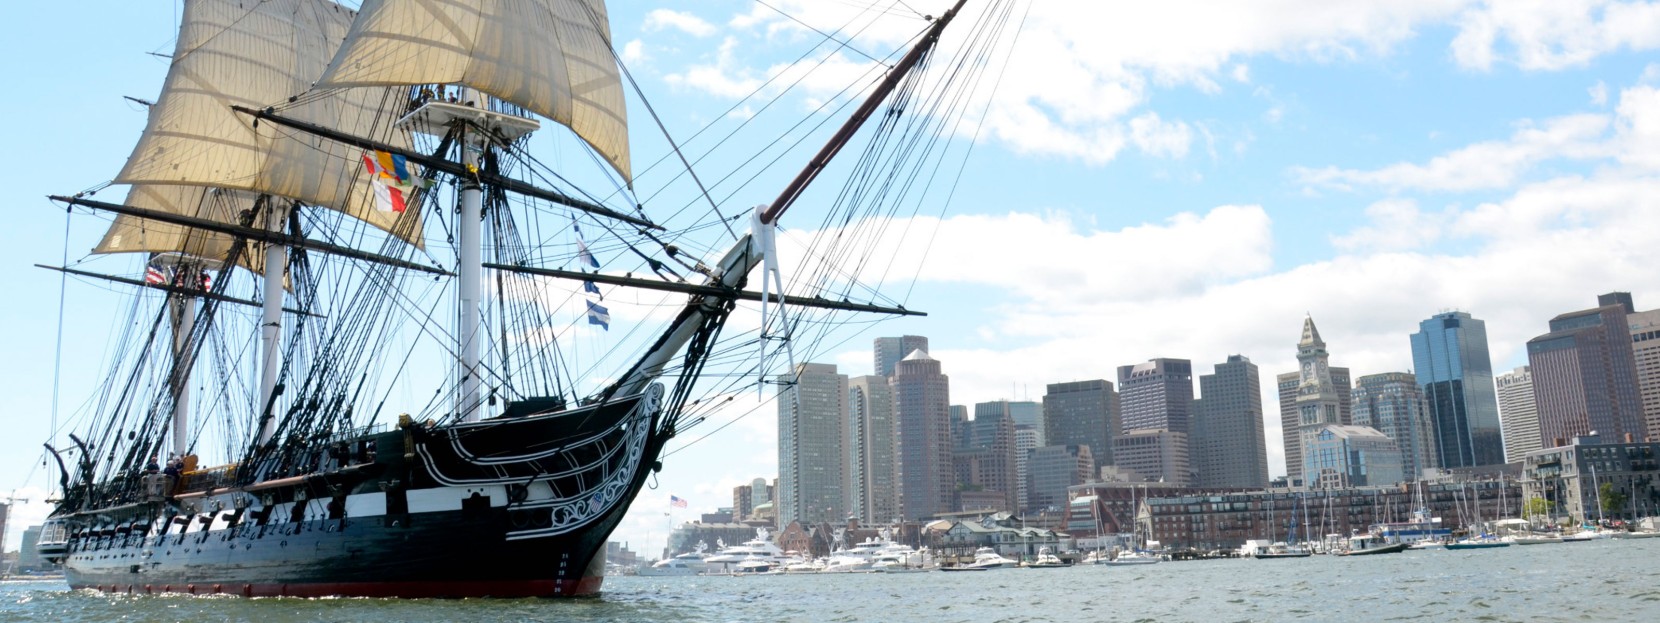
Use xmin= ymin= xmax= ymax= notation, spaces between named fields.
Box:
xmin=1507 ymin=534 xmax=1563 ymax=545
xmin=1445 ymin=537 xmax=1510 ymax=550
xmin=1611 ymin=530 xmax=1660 ymax=539
xmin=1023 ymin=548 xmax=1071 ymax=568
xmin=1252 ymin=542 xmax=1313 ymax=559
xmin=964 ymin=547 xmax=1022 ymax=570
xmin=1101 ymin=550 xmax=1163 ymax=566
xmin=1561 ymin=528 xmax=1613 ymax=542
xmin=1407 ymin=540 xmax=1446 ymax=550
xmin=1337 ymin=534 xmax=1409 ymax=556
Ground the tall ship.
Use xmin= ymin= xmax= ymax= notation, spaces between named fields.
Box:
xmin=35 ymin=0 xmax=1003 ymax=598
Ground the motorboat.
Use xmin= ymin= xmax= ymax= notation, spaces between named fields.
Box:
xmin=638 ymin=550 xmax=710 ymax=576
xmin=1023 ymin=548 xmax=1071 ymax=568
xmin=1251 ymin=542 xmax=1312 ymax=559
xmin=1337 ymin=533 xmax=1410 ymax=556
xmin=964 ymin=547 xmax=1022 ymax=570
xmin=1101 ymin=550 xmax=1162 ymax=566
xmin=1507 ymin=533 xmax=1563 ymax=545
xmin=1445 ymin=535 xmax=1511 ymax=549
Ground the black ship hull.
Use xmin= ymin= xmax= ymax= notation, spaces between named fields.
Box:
xmin=51 ymin=385 xmax=666 ymax=598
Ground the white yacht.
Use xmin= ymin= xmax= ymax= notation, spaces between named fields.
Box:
xmin=638 ymin=550 xmax=710 ymax=576
xmin=964 ymin=547 xmax=1022 ymax=570
xmin=702 ymin=529 xmax=791 ymax=574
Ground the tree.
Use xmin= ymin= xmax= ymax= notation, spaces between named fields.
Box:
xmin=1600 ymin=482 xmax=1628 ymax=516
xmin=1523 ymin=496 xmax=1555 ymax=520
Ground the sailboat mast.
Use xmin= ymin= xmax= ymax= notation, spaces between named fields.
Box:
xmin=258 ymin=205 xmax=286 ymax=442
xmin=168 ymin=292 xmax=196 ymax=457
xmin=458 ymin=88 xmax=485 ymax=422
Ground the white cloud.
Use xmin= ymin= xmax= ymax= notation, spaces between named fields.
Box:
xmin=1452 ymin=0 xmax=1660 ymax=72
xmin=621 ymin=39 xmax=647 ymax=65
xmin=1294 ymin=113 xmax=1612 ymax=192
xmin=1129 ymin=112 xmax=1194 ymax=158
xmin=1329 ymin=199 xmax=1447 ymax=252
xmin=644 ymin=9 xmax=718 ymax=38
xmin=1231 ymin=63 xmax=1252 ymax=83
xmin=1591 ymin=80 xmax=1610 ymax=105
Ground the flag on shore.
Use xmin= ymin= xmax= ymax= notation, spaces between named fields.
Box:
xmin=670 ymin=495 xmax=687 ymax=508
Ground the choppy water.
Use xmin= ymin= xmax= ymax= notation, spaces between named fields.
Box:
xmin=6 ymin=538 xmax=1660 ymax=622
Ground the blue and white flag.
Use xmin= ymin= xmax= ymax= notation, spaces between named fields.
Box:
xmin=577 ymin=238 xmax=599 ymax=269
xmin=585 ymin=300 xmax=610 ymax=330
xmin=583 ymin=280 xmax=602 ymax=298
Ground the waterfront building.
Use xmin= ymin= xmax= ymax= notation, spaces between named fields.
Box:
xmin=1192 ymin=355 xmax=1269 ymax=489
xmin=894 ymin=350 xmax=954 ymax=520
xmin=875 ymin=335 xmax=930 ymax=377
xmin=1521 ymin=433 xmax=1660 ymax=524
xmin=1284 ymin=316 xmax=1358 ymax=486
xmin=1111 ymin=428 xmax=1191 ymax=486
xmin=1352 ymin=372 xmax=1437 ymax=481
xmin=777 ymin=363 xmax=849 ymax=525
xmin=1027 ymin=444 xmax=1093 ymax=513
xmin=939 ymin=512 xmax=1069 ymax=561
xmin=1118 ymin=359 xmax=1194 ymax=434
xmin=1527 ymin=293 xmax=1646 ymax=447
xmin=1066 ymin=478 xmax=1518 ymax=552
xmin=1626 ymin=307 xmax=1660 ymax=441
xmin=19 ymin=524 xmax=46 ymax=571
xmin=1278 ymin=317 xmax=1352 ymax=484
xmin=1303 ymin=424 xmax=1406 ymax=488
xmin=847 ymin=375 xmax=899 ymax=524
xmin=1411 ymin=311 xmax=1505 ymax=468
xmin=1496 ymin=366 xmax=1541 ymax=464
xmin=1042 ymin=379 xmax=1120 ymax=470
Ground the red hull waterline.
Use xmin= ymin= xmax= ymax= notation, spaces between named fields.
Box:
xmin=74 ymin=575 xmax=605 ymax=599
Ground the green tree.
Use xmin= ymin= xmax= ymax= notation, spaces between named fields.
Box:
xmin=1523 ymin=496 xmax=1555 ymax=520
xmin=1600 ymin=482 xmax=1628 ymax=515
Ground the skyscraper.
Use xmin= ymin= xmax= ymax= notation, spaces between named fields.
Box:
xmin=893 ymin=350 xmax=952 ymax=520
xmin=848 ymin=375 xmax=898 ymax=524
xmin=1352 ymin=372 xmax=1437 ymax=481
xmin=1496 ymin=366 xmax=1540 ymax=464
xmin=1118 ymin=359 xmax=1194 ymax=433
xmin=1111 ymin=429 xmax=1190 ymax=486
xmin=1192 ymin=355 xmax=1268 ymax=489
xmin=1626 ymin=307 xmax=1660 ymax=440
xmin=1008 ymin=400 xmax=1043 ymax=443
xmin=1042 ymin=379 xmax=1120 ymax=470
xmin=1527 ymin=293 xmax=1646 ymax=447
xmin=1410 ymin=311 xmax=1504 ymax=468
xmin=1027 ymin=445 xmax=1093 ymax=513
xmin=1013 ymin=426 xmax=1039 ymax=513
xmin=874 ymin=335 xmax=930 ymax=377
xmin=962 ymin=401 xmax=1020 ymax=512
xmin=776 ymin=363 xmax=848 ymax=526
xmin=1279 ymin=317 xmax=1352 ymax=484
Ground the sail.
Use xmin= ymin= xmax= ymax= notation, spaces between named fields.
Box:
xmin=94 ymin=185 xmax=271 ymax=275
xmin=114 ymin=0 xmax=424 ymax=247
xmin=316 ymin=0 xmax=631 ymax=181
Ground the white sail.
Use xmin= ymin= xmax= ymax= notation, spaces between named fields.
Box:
xmin=114 ymin=0 xmax=424 ymax=247
xmin=317 ymin=0 xmax=631 ymax=181
xmin=94 ymin=185 xmax=271 ymax=275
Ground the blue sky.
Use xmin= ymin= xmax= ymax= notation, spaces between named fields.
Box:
xmin=7 ymin=1 xmax=1660 ymax=555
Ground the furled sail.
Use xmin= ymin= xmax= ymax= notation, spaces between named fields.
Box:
xmin=316 ymin=0 xmax=631 ymax=181
xmin=114 ymin=0 xmax=424 ymax=247
xmin=94 ymin=185 xmax=272 ymax=275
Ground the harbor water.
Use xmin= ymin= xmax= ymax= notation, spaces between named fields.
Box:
xmin=5 ymin=538 xmax=1659 ymax=622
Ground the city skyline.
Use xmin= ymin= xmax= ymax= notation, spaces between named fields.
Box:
xmin=11 ymin=1 xmax=1660 ymax=557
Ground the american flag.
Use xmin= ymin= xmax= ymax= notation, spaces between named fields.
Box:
xmin=670 ymin=495 xmax=687 ymax=508
xmin=144 ymin=266 xmax=166 ymax=285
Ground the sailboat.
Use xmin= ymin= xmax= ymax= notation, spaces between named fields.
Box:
xmin=35 ymin=0 xmax=1004 ymax=598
